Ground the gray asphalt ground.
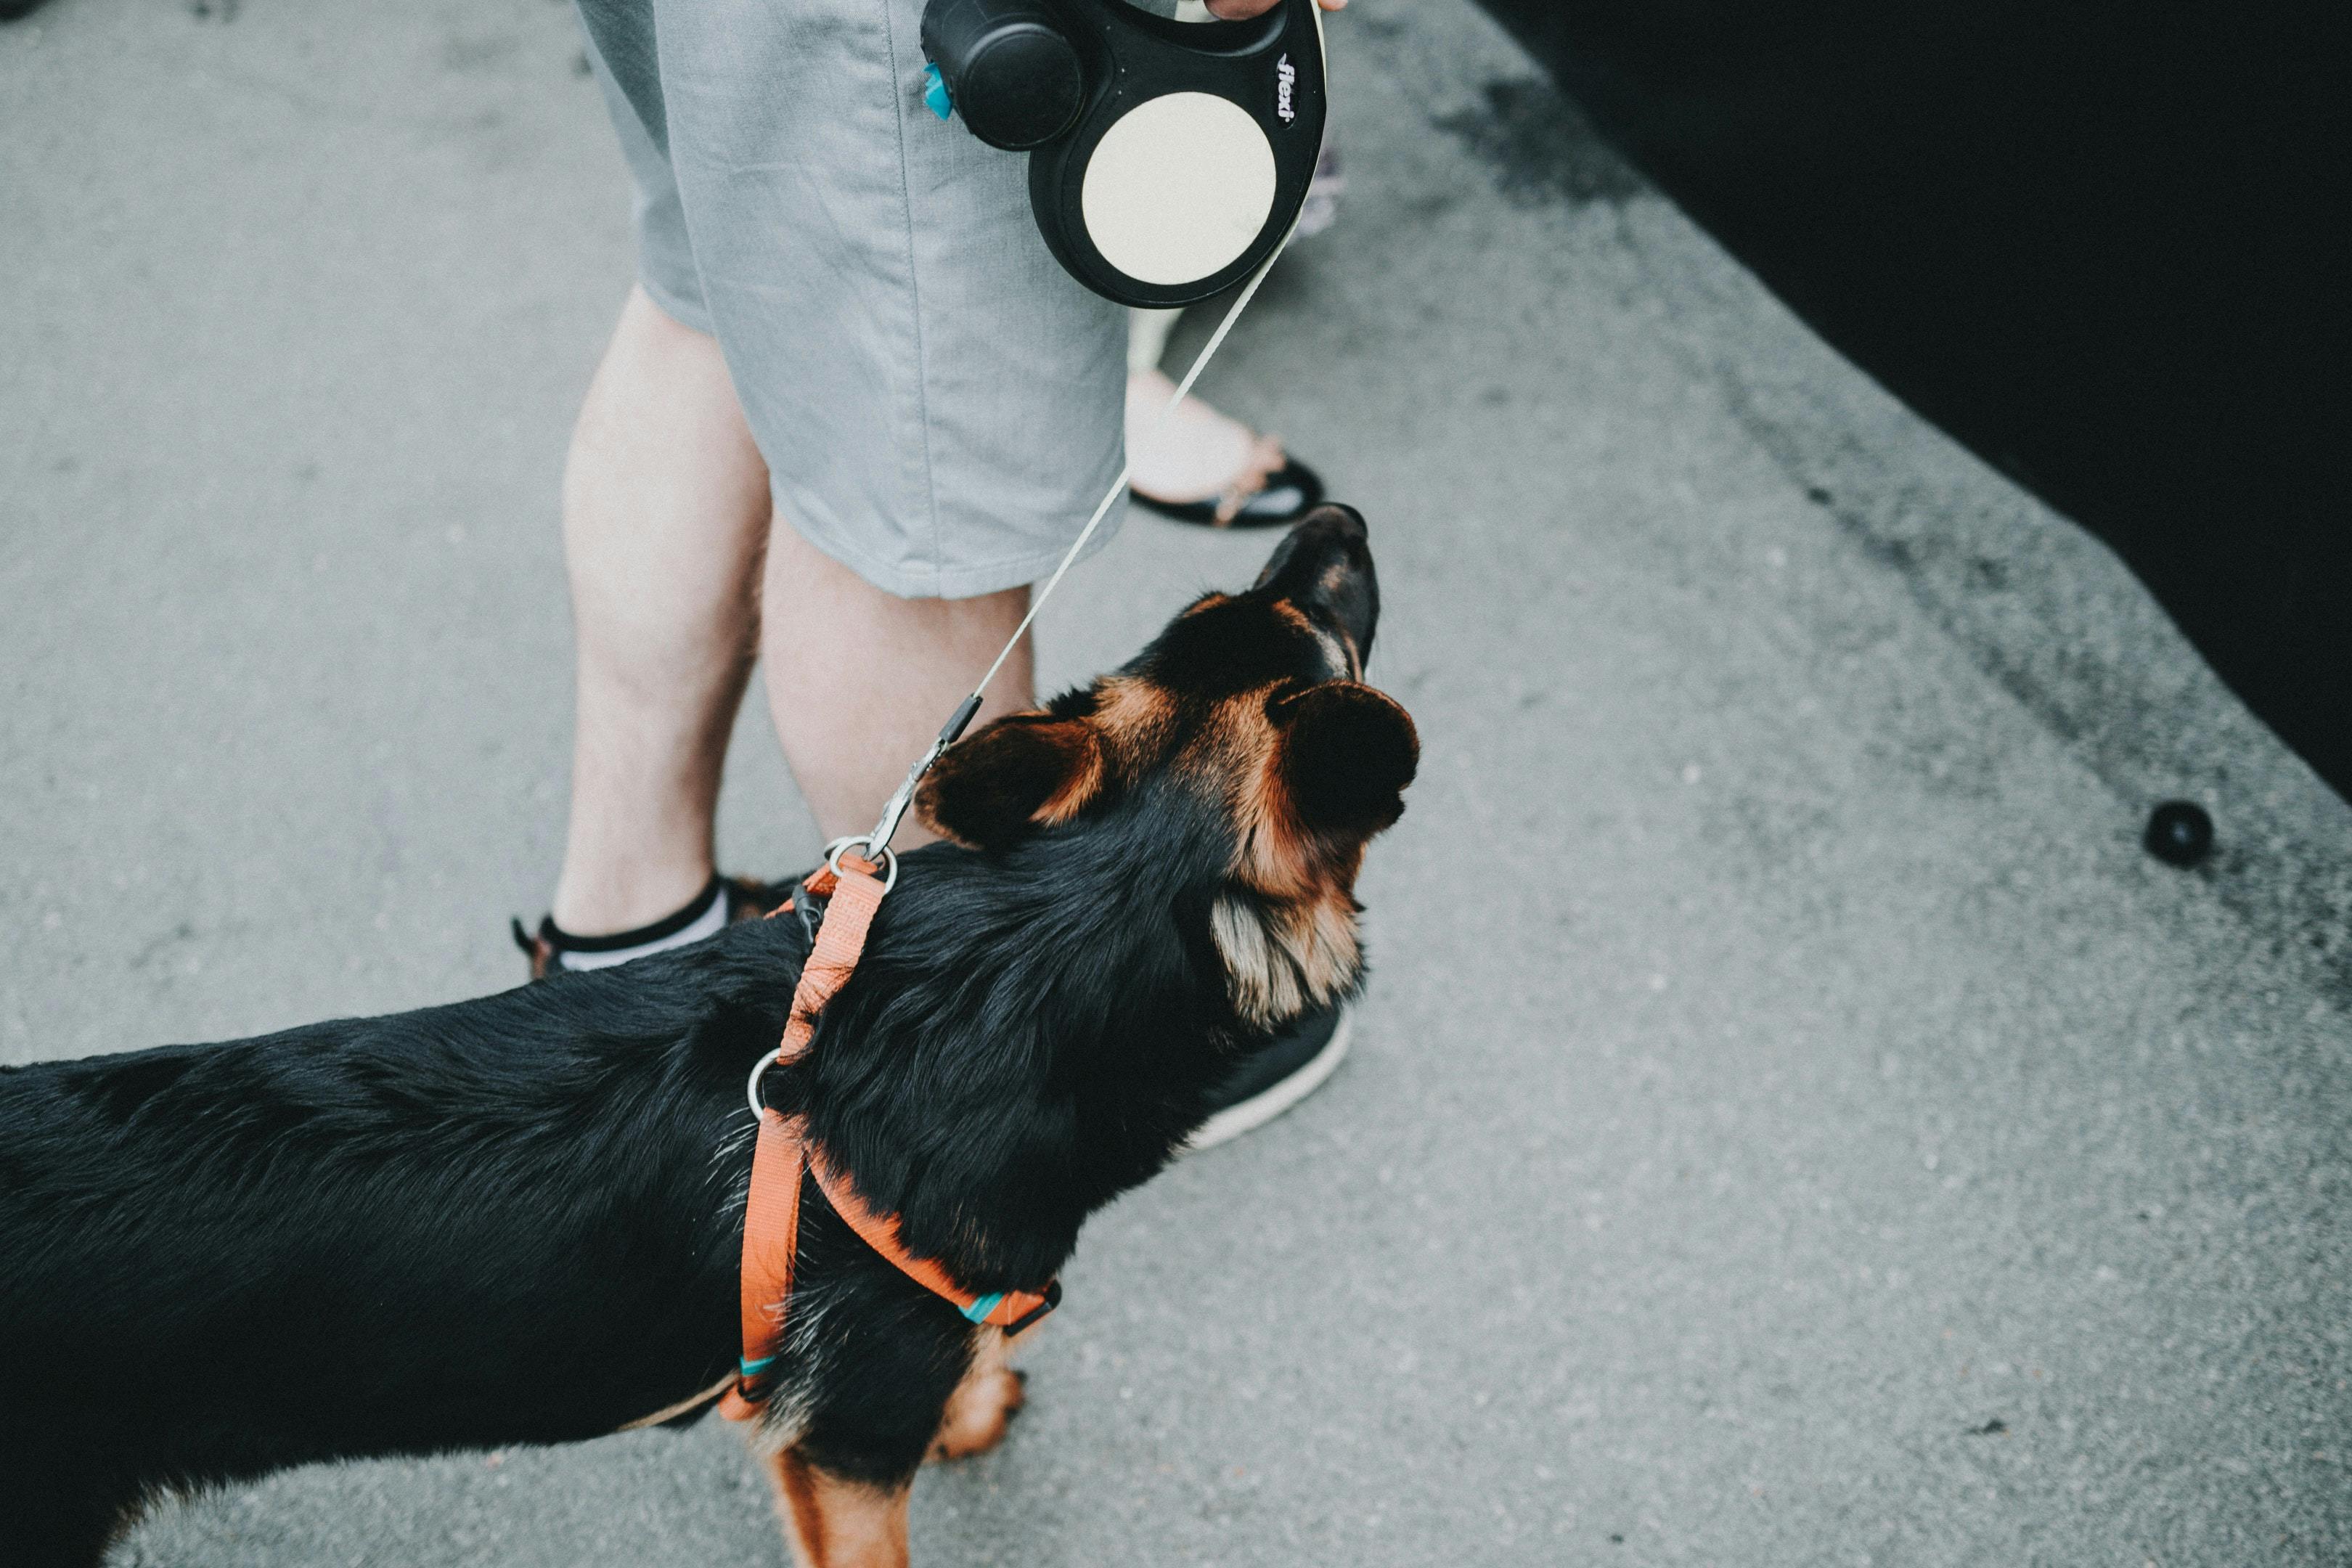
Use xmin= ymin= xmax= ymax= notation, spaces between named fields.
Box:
xmin=5 ymin=1 xmax=2349 ymax=1564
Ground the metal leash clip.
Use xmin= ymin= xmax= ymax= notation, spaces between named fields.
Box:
xmin=850 ymin=692 xmax=983 ymax=866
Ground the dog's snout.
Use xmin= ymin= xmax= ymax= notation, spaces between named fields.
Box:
xmin=1253 ymin=505 xmax=1380 ymax=668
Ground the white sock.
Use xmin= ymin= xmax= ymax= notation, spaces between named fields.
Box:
xmin=553 ymin=879 xmax=730 ymax=972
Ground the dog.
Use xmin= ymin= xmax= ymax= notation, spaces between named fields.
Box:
xmin=0 ymin=507 xmax=1417 ymax=1567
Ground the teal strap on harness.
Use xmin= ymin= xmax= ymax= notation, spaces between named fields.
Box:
xmin=959 ymin=1292 xmax=1005 ymax=1326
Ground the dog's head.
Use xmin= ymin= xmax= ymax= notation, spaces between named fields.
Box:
xmin=917 ymin=505 xmax=1417 ymax=1029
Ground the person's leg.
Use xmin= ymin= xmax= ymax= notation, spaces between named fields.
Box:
xmin=551 ymin=285 xmax=770 ymax=936
xmin=758 ymin=518 xmax=1033 ymax=850
xmin=534 ymin=281 xmax=1029 ymax=970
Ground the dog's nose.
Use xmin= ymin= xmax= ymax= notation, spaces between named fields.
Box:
xmin=1252 ymin=504 xmax=1379 ymax=666
xmin=1303 ymin=502 xmax=1367 ymax=543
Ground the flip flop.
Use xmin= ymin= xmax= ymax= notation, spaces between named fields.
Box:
xmin=1128 ymin=375 xmax=1328 ymax=528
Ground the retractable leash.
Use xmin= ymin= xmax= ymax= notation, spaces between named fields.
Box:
xmin=722 ymin=4 xmax=1326 ymax=1418
xmin=922 ymin=0 xmax=1331 ymax=308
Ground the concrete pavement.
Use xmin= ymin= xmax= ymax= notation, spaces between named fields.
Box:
xmin=4 ymin=0 xmax=2348 ymax=1563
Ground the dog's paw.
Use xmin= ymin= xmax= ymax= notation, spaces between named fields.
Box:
xmin=927 ymin=1369 xmax=1026 ymax=1462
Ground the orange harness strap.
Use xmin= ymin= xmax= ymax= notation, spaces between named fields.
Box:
xmin=718 ymin=855 xmax=1057 ymax=1423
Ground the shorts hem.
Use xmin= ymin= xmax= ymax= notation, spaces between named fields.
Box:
xmin=639 ymin=270 xmax=714 ymax=338
xmin=780 ymin=480 xmax=1132 ymax=601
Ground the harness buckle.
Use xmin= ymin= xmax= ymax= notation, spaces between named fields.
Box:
xmin=1004 ymin=1279 xmax=1063 ymax=1336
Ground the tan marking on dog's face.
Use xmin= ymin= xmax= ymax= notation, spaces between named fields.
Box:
xmin=1217 ymin=691 xmax=1343 ymax=897
xmin=920 ymin=547 xmax=1406 ymax=1026
xmin=1209 ymin=883 xmax=1364 ymax=1029
xmin=1178 ymin=687 xmax=1377 ymax=1026
xmin=1271 ymin=599 xmax=1355 ymax=682
xmin=1330 ymin=624 xmax=1364 ymax=680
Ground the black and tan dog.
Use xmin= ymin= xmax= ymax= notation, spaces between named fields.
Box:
xmin=0 ymin=507 xmax=1416 ymax=1567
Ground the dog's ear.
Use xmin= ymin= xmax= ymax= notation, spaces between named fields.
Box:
xmin=1270 ymin=682 xmax=1419 ymax=839
xmin=916 ymin=713 xmax=1104 ymax=849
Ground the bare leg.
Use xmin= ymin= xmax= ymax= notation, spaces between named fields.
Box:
xmin=759 ymin=522 xmax=1034 ymax=851
xmin=764 ymin=1449 xmax=912 ymax=1568
xmin=554 ymin=285 xmax=1036 ymax=928
xmin=553 ymin=287 xmax=770 ymax=934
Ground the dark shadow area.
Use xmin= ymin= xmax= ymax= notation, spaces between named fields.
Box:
xmin=1478 ymin=1 xmax=2345 ymax=794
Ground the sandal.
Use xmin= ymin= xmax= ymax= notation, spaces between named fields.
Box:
xmin=1126 ymin=369 xmax=1326 ymax=529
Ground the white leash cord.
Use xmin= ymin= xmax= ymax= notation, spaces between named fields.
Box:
xmin=971 ymin=245 xmax=1289 ymax=701
xmin=849 ymin=239 xmax=1296 ymax=864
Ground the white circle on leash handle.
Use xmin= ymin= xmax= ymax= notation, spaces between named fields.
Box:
xmin=1080 ymin=92 xmax=1277 ymax=287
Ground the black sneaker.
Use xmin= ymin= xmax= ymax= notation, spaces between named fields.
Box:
xmin=1185 ymin=1004 xmax=1352 ymax=1152
xmin=511 ymin=873 xmax=796 ymax=982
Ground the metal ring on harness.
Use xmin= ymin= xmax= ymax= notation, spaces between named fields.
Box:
xmin=746 ymin=1050 xmax=782 ymax=1122
xmin=822 ymin=834 xmax=900 ymax=893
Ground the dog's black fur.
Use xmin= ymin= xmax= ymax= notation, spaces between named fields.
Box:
xmin=0 ymin=509 xmax=1416 ymax=1566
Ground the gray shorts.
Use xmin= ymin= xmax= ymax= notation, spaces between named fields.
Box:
xmin=576 ymin=0 xmax=1128 ymax=599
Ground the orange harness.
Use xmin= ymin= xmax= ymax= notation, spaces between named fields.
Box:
xmin=717 ymin=852 xmax=1059 ymax=1423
